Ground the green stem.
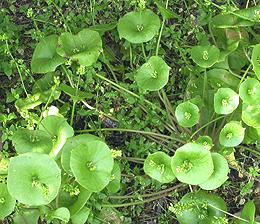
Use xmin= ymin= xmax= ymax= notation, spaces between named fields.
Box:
xmin=190 ymin=116 xmax=225 ymax=140
xmin=141 ymin=43 xmax=147 ymax=61
xmin=77 ymin=128 xmax=185 ymax=143
xmin=129 ymin=44 xmax=133 ymax=69
xmin=52 ymin=2 xmax=71 ymax=32
xmin=239 ymin=64 xmax=251 ymax=86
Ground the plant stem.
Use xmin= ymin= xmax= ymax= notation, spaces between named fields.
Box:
xmin=52 ymin=2 xmax=71 ymax=32
xmin=141 ymin=43 xmax=147 ymax=61
xmin=239 ymin=64 xmax=251 ymax=85
xmin=129 ymin=44 xmax=134 ymax=69
xmin=77 ymin=128 xmax=185 ymax=144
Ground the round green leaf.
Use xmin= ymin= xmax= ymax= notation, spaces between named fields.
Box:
xmin=242 ymin=103 xmax=260 ymax=128
xmin=239 ymin=78 xmax=260 ymax=105
xmin=70 ymin=141 xmax=114 ymax=192
xmin=31 ymin=35 xmax=65 ymax=74
xmin=57 ymin=29 xmax=102 ymax=66
xmin=61 ymin=134 xmax=101 ymax=175
xmin=7 ymin=152 xmax=61 ymax=206
xmin=214 ymin=88 xmax=239 ymax=114
xmin=191 ymin=45 xmax=220 ymax=68
xmin=39 ymin=116 xmax=74 ymax=158
xmin=12 ymin=129 xmax=53 ymax=154
xmin=175 ymin=101 xmax=200 ymax=127
xmin=13 ymin=209 xmax=40 ymax=224
xmin=117 ymin=9 xmax=160 ymax=43
xmin=171 ymin=143 xmax=214 ymax=185
xmin=195 ymin=136 xmax=214 ymax=150
xmin=144 ymin=152 xmax=175 ymax=183
xmin=173 ymin=191 xmax=227 ymax=224
xmin=252 ymin=43 xmax=260 ymax=80
xmin=0 ymin=183 xmax=16 ymax=220
xmin=199 ymin=153 xmax=229 ymax=190
xmin=219 ymin=121 xmax=245 ymax=147
xmin=135 ymin=56 xmax=170 ymax=91
xmin=241 ymin=200 xmax=256 ymax=224
xmin=71 ymin=207 xmax=90 ymax=224
xmin=106 ymin=162 xmax=121 ymax=193
xmin=50 ymin=207 xmax=70 ymax=223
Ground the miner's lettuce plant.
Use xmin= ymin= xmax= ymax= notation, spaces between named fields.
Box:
xmin=0 ymin=2 xmax=259 ymax=224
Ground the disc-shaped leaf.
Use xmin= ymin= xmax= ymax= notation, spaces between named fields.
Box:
xmin=70 ymin=141 xmax=114 ymax=192
xmin=50 ymin=207 xmax=70 ymax=223
xmin=57 ymin=29 xmax=102 ymax=66
xmin=144 ymin=152 xmax=175 ymax=183
xmin=106 ymin=162 xmax=121 ymax=193
xmin=219 ymin=121 xmax=245 ymax=147
xmin=191 ymin=45 xmax=220 ymax=68
xmin=171 ymin=143 xmax=214 ymax=185
xmin=199 ymin=153 xmax=229 ymax=190
xmin=39 ymin=116 xmax=74 ymax=158
xmin=214 ymin=88 xmax=239 ymax=114
xmin=239 ymin=78 xmax=260 ymax=105
xmin=175 ymin=101 xmax=200 ymax=127
xmin=242 ymin=103 xmax=260 ymax=128
xmin=252 ymin=43 xmax=260 ymax=79
xmin=7 ymin=152 xmax=61 ymax=206
xmin=195 ymin=136 xmax=214 ymax=150
xmin=117 ymin=9 xmax=160 ymax=43
xmin=0 ymin=183 xmax=16 ymax=220
xmin=135 ymin=56 xmax=170 ymax=91
xmin=61 ymin=134 xmax=101 ymax=175
xmin=173 ymin=191 xmax=227 ymax=224
xmin=31 ymin=35 xmax=65 ymax=74
xmin=12 ymin=129 xmax=53 ymax=154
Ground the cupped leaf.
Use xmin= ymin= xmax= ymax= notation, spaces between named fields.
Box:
xmin=195 ymin=136 xmax=213 ymax=150
xmin=70 ymin=140 xmax=114 ymax=192
xmin=252 ymin=43 xmax=260 ymax=79
xmin=13 ymin=209 xmax=40 ymax=224
xmin=199 ymin=153 xmax=229 ymax=190
xmin=117 ymin=9 xmax=160 ymax=43
xmin=71 ymin=207 xmax=90 ymax=224
xmin=191 ymin=45 xmax=220 ymax=68
xmin=61 ymin=134 xmax=101 ymax=175
xmin=0 ymin=183 xmax=16 ymax=220
xmin=12 ymin=129 xmax=53 ymax=154
xmin=239 ymin=78 xmax=260 ymax=105
xmin=172 ymin=191 xmax=227 ymax=224
xmin=50 ymin=207 xmax=70 ymax=223
xmin=175 ymin=101 xmax=200 ymax=128
xmin=214 ymin=88 xmax=239 ymax=114
xmin=31 ymin=35 xmax=65 ymax=74
xmin=144 ymin=152 xmax=175 ymax=183
xmin=207 ymin=69 xmax=239 ymax=90
xmin=219 ymin=121 xmax=245 ymax=147
xmin=240 ymin=200 xmax=256 ymax=224
xmin=15 ymin=93 xmax=42 ymax=111
xmin=59 ymin=83 xmax=93 ymax=101
xmin=171 ymin=143 xmax=214 ymax=185
xmin=57 ymin=29 xmax=102 ymax=66
xmin=135 ymin=56 xmax=170 ymax=91
xmin=39 ymin=115 xmax=74 ymax=158
xmin=69 ymin=186 xmax=91 ymax=216
xmin=7 ymin=152 xmax=61 ymax=206
xmin=242 ymin=103 xmax=260 ymax=128
xmin=106 ymin=162 xmax=121 ymax=193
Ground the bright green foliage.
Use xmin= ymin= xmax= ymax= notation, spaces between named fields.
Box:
xmin=117 ymin=9 xmax=160 ymax=43
xmin=12 ymin=129 xmax=53 ymax=154
xmin=252 ymin=43 xmax=260 ymax=79
xmin=191 ymin=45 xmax=220 ymax=68
xmin=195 ymin=136 xmax=214 ymax=150
xmin=175 ymin=101 xmax=200 ymax=127
xmin=50 ymin=207 xmax=70 ymax=223
xmin=219 ymin=121 xmax=245 ymax=147
xmin=57 ymin=29 xmax=102 ymax=66
xmin=171 ymin=143 xmax=214 ymax=185
xmin=240 ymin=200 xmax=256 ymax=224
xmin=171 ymin=191 xmax=227 ymax=224
xmin=107 ymin=162 xmax=121 ymax=193
xmin=39 ymin=115 xmax=74 ymax=157
xmin=214 ymin=88 xmax=239 ymax=114
xmin=239 ymin=78 xmax=260 ymax=105
xmin=70 ymin=140 xmax=114 ymax=192
xmin=71 ymin=207 xmax=90 ymax=224
xmin=144 ymin=152 xmax=175 ymax=183
xmin=31 ymin=35 xmax=65 ymax=73
xmin=242 ymin=103 xmax=260 ymax=128
xmin=7 ymin=153 xmax=61 ymax=206
xmin=199 ymin=153 xmax=229 ymax=190
xmin=13 ymin=209 xmax=40 ymax=224
xmin=0 ymin=183 xmax=16 ymax=220
xmin=135 ymin=56 xmax=170 ymax=91
xmin=61 ymin=134 xmax=101 ymax=175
